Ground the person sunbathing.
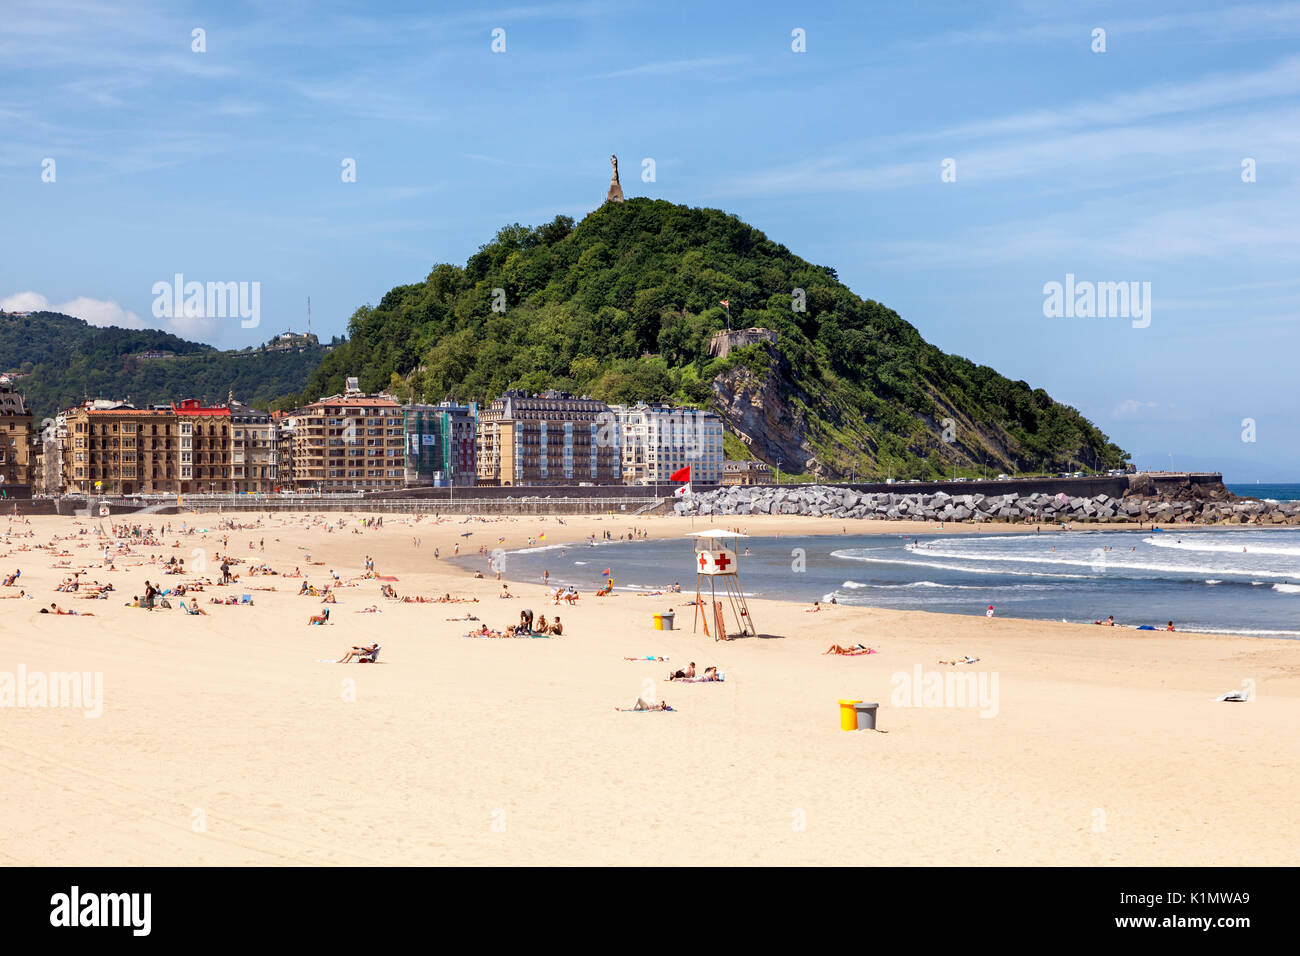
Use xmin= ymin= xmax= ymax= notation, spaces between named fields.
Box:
xmin=336 ymin=642 xmax=379 ymax=663
xmin=536 ymin=614 xmax=549 ymax=633
xmin=356 ymin=605 xmax=381 ymax=614
xmin=616 ymin=698 xmax=673 ymax=712
xmin=805 ymin=602 xmax=822 ymax=613
xmin=549 ymin=616 xmax=563 ymax=636
xmin=939 ymin=655 xmax=980 ymax=665
xmin=308 ymin=608 xmax=331 ymax=625
xmin=667 ymin=662 xmax=696 ymax=681
xmin=45 ymin=603 xmax=93 ymax=616
xmin=2 ymin=570 xmax=19 ymax=586
xmin=179 ymin=600 xmax=208 ymax=616
xmin=321 ymin=590 xmax=337 ymax=604
xmin=625 ymin=655 xmax=667 ymax=661
xmin=824 ymin=644 xmax=875 ymax=656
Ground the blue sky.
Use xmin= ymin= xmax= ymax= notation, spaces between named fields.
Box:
xmin=2 ymin=0 xmax=1298 ymax=480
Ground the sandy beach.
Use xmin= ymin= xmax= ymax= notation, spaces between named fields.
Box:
xmin=2 ymin=510 xmax=1296 ymax=866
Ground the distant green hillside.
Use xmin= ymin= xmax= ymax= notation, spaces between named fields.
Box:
xmin=296 ymin=198 xmax=1127 ymax=478
xmin=0 ymin=311 xmax=330 ymax=420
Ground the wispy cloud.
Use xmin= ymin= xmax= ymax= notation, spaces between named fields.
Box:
xmin=909 ymin=2 xmax=1300 ymax=51
xmin=597 ymin=55 xmax=750 ymax=78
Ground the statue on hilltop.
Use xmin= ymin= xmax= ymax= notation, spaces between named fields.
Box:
xmin=606 ymin=154 xmax=624 ymax=204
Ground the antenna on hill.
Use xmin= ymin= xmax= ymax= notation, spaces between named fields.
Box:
xmin=307 ymin=297 xmax=312 ymax=337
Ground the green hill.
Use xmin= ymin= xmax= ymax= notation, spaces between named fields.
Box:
xmin=297 ymin=198 xmax=1127 ymax=480
xmin=0 ymin=311 xmax=330 ymax=420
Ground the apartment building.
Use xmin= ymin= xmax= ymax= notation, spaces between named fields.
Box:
xmin=0 ymin=380 xmax=34 ymax=497
xmin=608 ymin=402 xmax=724 ymax=487
xmin=170 ymin=399 xmax=231 ymax=493
xmin=286 ymin=378 xmax=405 ymax=492
xmin=36 ymin=416 xmax=63 ymax=496
xmin=273 ymin=412 xmax=296 ymax=490
xmin=477 ymin=389 xmax=619 ymax=486
xmin=403 ymin=402 xmax=477 ymax=487
xmin=62 ymin=402 xmax=179 ymax=495
xmin=227 ymin=399 xmax=278 ymax=493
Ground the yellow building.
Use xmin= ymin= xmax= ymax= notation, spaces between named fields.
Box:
xmin=62 ymin=403 xmax=178 ymax=495
xmin=477 ymin=390 xmax=619 ymax=486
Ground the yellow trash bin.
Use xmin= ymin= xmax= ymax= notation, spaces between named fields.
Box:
xmin=653 ymin=613 xmax=663 ymax=630
xmin=839 ymin=699 xmax=862 ymax=731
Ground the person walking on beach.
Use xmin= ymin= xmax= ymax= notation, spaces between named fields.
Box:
xmin=986 ymin=605 xmax=994 ymax=618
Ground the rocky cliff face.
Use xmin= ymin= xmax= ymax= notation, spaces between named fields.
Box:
xmin=710 ymin=346 xmax=824 ymax=476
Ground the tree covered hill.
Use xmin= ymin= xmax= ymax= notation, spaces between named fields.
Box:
xmin=0 ymin=311 xmax=330 ymax=421
xmin=298 ymin=198 xmax=1127 ymax=478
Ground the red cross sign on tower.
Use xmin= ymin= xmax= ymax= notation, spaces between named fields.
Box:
xmin=697 ymin=549 xmax=737 ymax=576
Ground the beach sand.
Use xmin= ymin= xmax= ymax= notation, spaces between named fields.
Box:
xmin=1 ymin=511 xmax=1296 ymax=866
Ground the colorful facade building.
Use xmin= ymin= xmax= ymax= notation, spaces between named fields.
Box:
xmin=403 ymin=402 xmax=477 ymax=487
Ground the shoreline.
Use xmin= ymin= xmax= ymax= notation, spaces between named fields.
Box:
xmin=462 ymin=517 xmax=1300 ymax=644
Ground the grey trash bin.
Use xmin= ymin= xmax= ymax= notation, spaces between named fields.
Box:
xmin=854 ymin=702 xmax=878 ymax=730
xmin=661 ymin=610 xmax=675 ymax=631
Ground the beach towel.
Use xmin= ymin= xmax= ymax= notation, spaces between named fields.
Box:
xmin=675 ymin=675 xmax=724 ymax=683
xmin=374 ymin=575 xmax=399 ymax=581
xmin=1212 ymin=691 xmax=1251 ymax=702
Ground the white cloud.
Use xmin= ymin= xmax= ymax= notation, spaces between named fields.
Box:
xmin=1112 ymin=399 xmax=1160 ymax=420
xmin=1 ymin=291 xmax=148 ymax=329
xmin=597 ymin=55 xmax=750 ymax=79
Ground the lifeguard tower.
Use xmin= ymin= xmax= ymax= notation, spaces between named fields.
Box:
xmin=686 ymin=529 xmax=756 ymax=640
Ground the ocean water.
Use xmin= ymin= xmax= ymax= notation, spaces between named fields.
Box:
xmin=1227 ymin=483 xmax=1300 ymax=501
xmin=473 ymin=528 xmax=1300 ymax=639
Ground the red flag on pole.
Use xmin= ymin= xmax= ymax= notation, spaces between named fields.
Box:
xmin=669 ymin=465 xmax=691 ymax=482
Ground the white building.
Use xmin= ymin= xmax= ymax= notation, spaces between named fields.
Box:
xmin=607 ymin=403 xmax=724 ymax=486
